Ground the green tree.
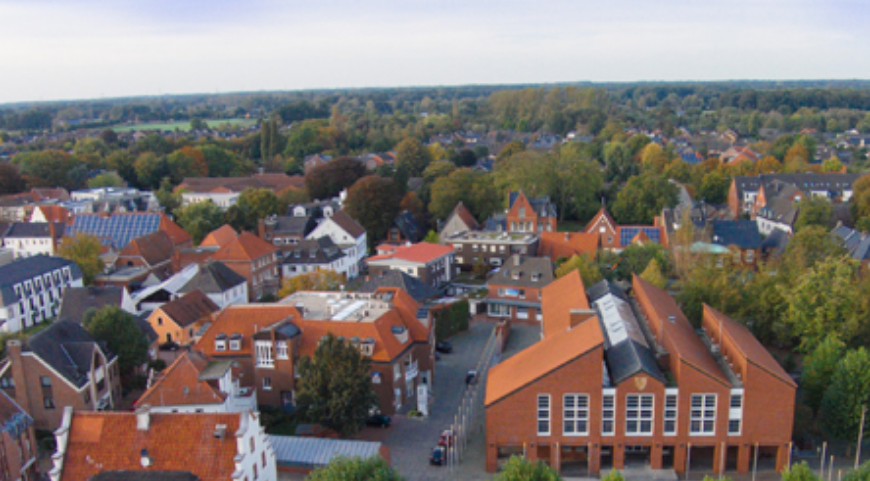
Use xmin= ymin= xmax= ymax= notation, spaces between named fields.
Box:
xmin=612 ymin=172 xmax=679 ymax=225
xmin=87 ymin=172 xmax=125 ymax=189
xmin=603 ymin=141 xmax=635 ymax=183
xmin=12 ymin=150 xmax=87 ymax=190
xmin=345 ymin=176 xmax=402 ymax=246
xmin=190 ymin=118 xmax=208 ymax=130
xmin=305 ymin=156 xmax=367 ymax=200
xmin=794 ymin=197 xmax=832 ymax=233
xmin=555 ymin=255 xmax=603 ymax=286
xmin=455 ymin=148 xmax=477 ymax=167
xmin=852 ymin=174 xmax=870 ymax=222
xmin=822 ymin=156 xmax=844 ymax=173
xmin=781 ymin=462 xmax=821 ymax=481
xmin=283 ymin=119 xmax=329 ymax=160
xmin=782 ymin=225 xmax=847 ymax=276
xmin=0 ymin=162 xmax=25 ymax=195
xmin=495 ymin=456 xmax=561 ymax=481
xmin=232 ymin=188 xmax=281 ymax=231
xmin=83 ymin=306 xmax=149 ymax=375
xmin=428 ymin=169 xmax=499 ymax=223
xmin=134 ymin=152 xmax=169 ymax=189
xmin=307 ymin=456 xmax=402 ymax=481
xmin=395 ymin=138 xmax=432 ymax=176
xmin=105 ymin=150 xmax=137 ymax=186
xmin=58 ymin=234 xmax=104 ymax=285
xmin=155 ymin=177 xmax=181 ymax=215
xmin=801 ymin=335 xmax=846 ymax=414
xmin=552 ymin=150 xmax=603 ymax=221
xmin=423 ymin=230 xmax=440 ymax=243
xmin=821 ymin=348 xmax=870 ymax=440
xmin=176 ymin=201 xmax=226 ymax=245
xmin=198 ymin=144 xmax=251 ymax=177
xmin=166 ymin=146 xmax=208 ymax=184
xmin=602 ymin=472 xmax=625 ymax=481
xmin=843 ymin=461 xmax=870 ymax=481
xmin=640 ymin=258 xmax=667 ymax=288
xmin=698 ymin=170 xmax=732 ymax=204
xmin=295 ymin=333 xmax=378 ymax=436
xmin=496 ymin=140 xmax=525 ymax=163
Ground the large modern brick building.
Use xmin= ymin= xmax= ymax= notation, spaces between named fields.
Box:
xmin=485 ymin=271 xmax=795 ymax=475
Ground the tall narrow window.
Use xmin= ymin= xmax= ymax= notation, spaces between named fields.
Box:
xmin=729 ymin=389 xmax=744 ymax=436
xmin=602 ymin=390 xmax=615 ymax=436
xmin=563 ymin=394 xmax=589 ymax=435
xmin=625 ymin=394 xmax=654 ymax=435
xmin=537 ymin=394 xmax=551 ymax=435
xmin=690 ymin=394 xmax=717 ymax=435
xmin=664 ymin=389 xmax=678 ymax=435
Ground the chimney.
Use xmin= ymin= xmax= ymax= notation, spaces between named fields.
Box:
xmin=135 ymin=404 xmax=151 ymax=431
xmin=49 ymin=222 xmax=57 ymax=253
xmin=569 ymin=309 xmax=597 ymax=329
xmin=140 ymin=449 xmax=152 ymax=468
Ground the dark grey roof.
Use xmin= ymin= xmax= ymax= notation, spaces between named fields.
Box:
xmin=89 ymin=471 xmax=200 ymax=481
xmin=833 ymin=224 xmax=870 ymax=261
xmin=509 ymin=191 xmax=557 ymax=218
xmin=733 ymin=173 xmax=862 ymax=199
xmin=268 ymin=215 xmax=316 ymax=236
xmin=25 ymin=321 xmax=115 ymax=388
xmin=357 ymin=270 xmax=440 ymax=302
xmin=710 ymin=221 xmax=762 ymax=250
xmin=178 ymin=261 xmax=247 ymax=295
xmin=761 ymin=228 xmax=790 ymax=258
xmin=283 ymin=237 xmax=345 ymax=265
xmin=483 ymin=213 xmax=506 ymax=232
xmin=3 ymin=222 xmax=65 ymax=239
xmin=489 ymin=256 xmax=554 ymax=288
xmin=755 ymin=184 xmax=799 ymax=226
xmin=0 ymin=255 xmax=82 ymax=305
xmin=59 ymin=286 xmax=125 ymax=323
xmin=394 ymin=211 xmax=422 ymax=243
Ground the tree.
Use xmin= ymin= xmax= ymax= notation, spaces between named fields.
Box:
xmin=794 ymin=197 xmax=832 ymax=233
xmin=601 ymin=472 xmax=625 ymax=481
xmin=612 ymin=172 xmax=679 ymax=225
xmin=345 ymin=176 xmax=402 ymax=245
xmin=190 ymin=118 xmax=208 ymax=130
xmin=852 ymin=174 xmax=870 ymax=223
xmin=105 ymin=150 xmax=137 ymax=186
xmin=455 ymin=148 xmax=477 ymax=167
xmin=12 ymin=150 xmax=87 ymax=190
xmin=233 ymin=188 xmax=281 ymax=231
xmin=844 ymin=461 xmax=870 ymax=481
xmin=305 ymin=156 xmax=367 ymax=200
xmin=640 ymin=143 xmax=668 ymax=173
xmin=400 ymin=192 xmax=426 ymax=230
xmin=134 ymin=152 xmax=169 ymax=189
xmin=781 ymin=462 xmax=820 ymax=481
xmin=757 ymin=156 xmax=782 ymax=173
xmin=83 ymin=306 xmax=149 ymax=375
xmin=496 ymin=140 xmax=525 ymax=163
xmin=155 ymin=177 xmax=181 ymax=215
xmin=801 ymin=335 xmax=846 ymax=414
xmin=698 ymin=170 xmax=731 ymax=204
xmin=429 ymin=169 xmax=499 ymax=223
xmin=278 ymin=270 xmax=346 ymax=298
xmin=99 ymin=129 xmax=118 ymax=145
xmin=166 ymin=146 xmax=208 ymax=184
xmin=495 ymin=456 xmax=561 ymax=481
xmin=822 ymin=156 xmax=844 ymax=173
xmin=821 ymin=348 xmax=870 ymax=440
xmin=603 ymin=141 xmax=635 ymax=183
xmin=58 ymin=234 xmax=104 ymax=285
xmin=176 ymin=201 xmax=225 ymax=245
xmin=423 ymin=230 xmax=439 ymax=243
xmin=307 ymin=456 xmax=402 ymax=481
xmin=295 ymin=333 xmax=378 ymax=436
xmin=555 ymin=255 xmax=603 ymax=286
xmin=0 ymin=162 xmax=25 ymax=195
xmin=782 ymin=225 xmax=847 ymax=276
xmin=198 ymin=144 xmax=252 ymax=177
xmin=283 ymin=119 xmax=328 ymax=160
xmin=87 ymin=172 xmax=125 ymax=189
xmin=395 ymin=138 xmax=431 ymax=176
xmin=640 ymin=258 xmax=667 ymax=288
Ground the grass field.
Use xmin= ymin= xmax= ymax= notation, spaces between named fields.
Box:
xmin=109 ymin=118 xmax=257 ymax=133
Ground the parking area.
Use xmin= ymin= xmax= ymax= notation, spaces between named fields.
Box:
xmin=355 ymin=321 xmax=541 ymax=481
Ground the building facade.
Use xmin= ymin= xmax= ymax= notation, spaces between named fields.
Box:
xmin=367 ymin=243 xmax=455 ymax=288
xmin=0 ymin=256 xmax=83 ymax=333
xmin=506 ymin=191 xmax=557 ymax=234
xmin=446 ymin=231 xmax=539 ymax=271
xmin=485 ymin=255 xmax=554 ymax=322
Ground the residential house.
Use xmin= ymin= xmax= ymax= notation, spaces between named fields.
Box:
xmin=29 ymin=205 xmax=71 ymax=224
xmin=386 ymin=211 xmax=422 ymax=245
xmin=47 ymin=407 xmax=277 ymax=481
xmin=833 ymin=224 xmax=870 ymax=268
xmin=0 ymin=194 xmax=39 ymax=222
xmin=755 ymin=183 xmax=801 ymax=235
xmin=135 ymin=351 xmax=256 ymax=413
xmin=728 ymin=173 xmax=861 ymax=218
xmin=506 ymin=191 xmax=557 ymax=234
xmin=708 ymin=220 xmax=763 ymax=266
xmin=96 ymin=230 xmax=177 ymax=290
xmin=357 ymin=270 xmax=440 ymax=303
xmin=176 ymin=226 xmax=280 ymax=301
xmin=0 ymin=389 xmax=38 ymax=481
xmin=0 ymin=321 xmax=121 ymax=430
xmin=537 ymin=231 xmax=600 ymax=263
xmin=68 ymin=187 xmax=160 ymax=213
xmin=361 ymin=152 xmax=396 ymax=171
xmin=176 ymin=173 xmax=305 ymax=210
xmin=1 ymin=222 xmax=65 ymax=258
xmin=303 ymin=154 xmax=333 ymax=174
xmin=281 ymin=237 xmax=349 ymax=279
xmin=438 ymin=202 xmax=480 ymax=242
xmin=58 ymin=285 xmax=137 ymax=321
xmin=65 ymin=212 xmax=192 ymax=250
xmin=485 ymin=255 xmax=554 ymax=322
xmin=367 ymin=242 xmax=455 ymax=288
xmin=445 ymin=231 xmax=539 ymax=271
xmin=131 ymin=261 xmax=249 ymax=313
xmin=584 ymin=207 xmax=667 ymax=252
xmin=720 ymin=146 xmax=759 ymax=166
xmin=484 ymin=272 xmax=795 ymax=475
xmin=288 ymin=200 xmax=340 ymax=219
xmin=305 ymin=210 xmax=366 ymax=279
xmin=0 ymin=256 xmax=83 ymax=333
xmin=258 ymin=215 xmax=317 ymax=256
xmin=146 ymin=290 xmax=220 ymax=346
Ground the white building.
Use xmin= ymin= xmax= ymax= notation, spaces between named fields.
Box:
xmin=181 ymin=191 xmax=240 ymax=210
xmin=131 ymin=260 xmax=249 ymax=313
xmin=281 ymin=237 xmax=349 ymax=279
xmin=0 ymin=255 xmax=83 ymax=333
xmin=306 ymin=210 xmax=367 ymax=279
xmin=1 ymin=222 xmax=65 ymax=258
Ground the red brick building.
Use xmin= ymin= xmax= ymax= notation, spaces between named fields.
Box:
xmin=506 ymin=191 xmax=557 ymax=234
xmin=485 ymin=272 xmax=795 ymax=475
xmin=485 ymin=255 xmax=554 ymax=322
xmin=584 ymin=207 xmax=667 ymax=252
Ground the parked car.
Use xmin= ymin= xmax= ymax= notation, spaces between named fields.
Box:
xmin=159 ymin=341 xmax=179 ymax=351
xmin=366 ymin=414 xmax=391 ymax=428
xmin=435 ymin=341 xmax=453 ymax=354
xmin=430 ymin=446 xmax=445 ymax=465
xmin=466 ymin=370 xmax=477 ymax=385
xmin=438 ymin=429 xmax=454 ymax=447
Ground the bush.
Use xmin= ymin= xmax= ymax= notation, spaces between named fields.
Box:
xmin=433 ymin=300 xmax=470 ymax=342
xmin=149 ymin=359 xmax=167 ymax=372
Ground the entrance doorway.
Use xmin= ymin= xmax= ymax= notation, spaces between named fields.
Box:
xmin=625 ymin=445 xmax=651 ymax=468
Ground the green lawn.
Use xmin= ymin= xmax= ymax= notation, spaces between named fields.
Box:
xmin=109 ymin=118 xmax=257 ymax=133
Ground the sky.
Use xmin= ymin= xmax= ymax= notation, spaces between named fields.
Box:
xmin=1 ymin=0 xmax=869 ymax=104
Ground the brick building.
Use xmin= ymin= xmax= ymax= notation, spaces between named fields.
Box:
xmin=485 ymin=255 xmax=554 ymax=322
xmin=506 ymin=191 xmax=557 ymax=234
xmin=484 ymin=272 xmax=795 ymax=475
xmin=728 ymin=173 xmax=861 ymax=218
xmin=367 ymin=242 xmax=455 ymax=288
xmin=445 ymin=231 xmax=539 ymax=271
xmin=585 ymin=207 xmax=667 ymax=252
xmin=537 ymin=231 xmax=600 ymax=263
xmin=146 ymin=289 xmax=220 ymax=346
xmin=0 ymin=389 xmax=38 ymax=481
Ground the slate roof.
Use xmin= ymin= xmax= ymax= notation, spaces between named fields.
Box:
xmin=59 ymin=286 xmax=126 ymax=323
xmin=357 ymin=270 xmax=440 ymax=302
xmin=283 ymin=237 xmax=345 ymax=265
xmin=177 ymin=261 xmax=247 ymax=295
xmin=756 ymin=183 xmax=799 ymax=226
xmin=710 ymin=220 xmax=762 ymax=249
xmin=3 ymin=222 xmax=65 ymax=239
xmin=393 ymin=211 xmax=422 ymax=243
xmin=483 ymin=213 xmax=506 ymax=232
xmin=25 ymin=321 xmax=115 ymax=388
xmin=833 ymin=224 xmax=870 ymax=261
xmin=0 ymin=255 xmax=82 ymax=305
xmin=761 ymin=228 xmax=791 ymax=258
xmin=328 ymin=210 xmax=365 ymax=239
xmin=265 ymin=215 xmax=315 ymax=236
xmin=489 ymin=256 xmax=554 ymax=288
xmin=269 ymin=436 xmax=383 ymax=468
xmin=733 ymin=173 xmax=862 ymax=200
xmin=509 ymin=191 xmax=557 ymax=218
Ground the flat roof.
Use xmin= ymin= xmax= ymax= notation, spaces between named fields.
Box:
xmin=279 ymin=291 xmax=392 ymax=323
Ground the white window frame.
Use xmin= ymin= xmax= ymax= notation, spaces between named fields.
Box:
xmin=690 ymin=394 xmax=717 ymax=435
xmin=729 ymin=389 xmax=744 ymax=436
xmin=276 ymin=341 xmax=289 ymax=360
xmin=255 ymin=341 xmax=274 ymax=368
xmin=664 ymin=388 xmax=678 ymax=436
xmin=601 ymin=389 xmax=615 ymax=435
xmin=625 ymin=394 xmax=654 ymax=436
xmin=537 ymin=394 xmax=551 ymax=436
xmin=563 ymin=394 xmax=589 ymax=436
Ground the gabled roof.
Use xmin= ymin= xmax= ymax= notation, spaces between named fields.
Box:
xmin=585 ymin=206 xmax=617 ymax=234
xmin=4 ymin=221 xmax=65 ymax=239
xmin=0 ymin=255 xmax=82 ymax=305
xmin=393 ymin=211 xmax=422 ymax=243
xmin=59 ymin=286 xmax=127 ymax=323
xmin=32 ymin=205 xmax=71 ymax=223
xmin=211 ymin=232 xmax=277 ymax=262
xmin=199 ymin=225 xmax=237 ymax=248
xmin=177 ymin=261 xmax=247 ymax=295
xmin=538 ymin=232 xmax=599 ymax=261
xmin=448 ymin=202 xmax=479 ymax=232
xmin=541 ymin=271 xmax=590 ymax=339
xmin=269 ymin=436 xmax=383 ymax=468
xmin=282 ymin=237 xmax=345 ymax=265
xmin=57 ymin=411 xmax=247 ymax=481
xmin=488 ymin=256 xmax=554 ymax=288
xmin=710 ymin=220 xmax=762 ymax=250
xmin=509 ymin=191 xmax=557 ymax=218
xmin=118 ymin=230 xmax=175 ymax=267
xmin=265 ymin=215 xmax=315 ymax=236
xmin=0 ymin=389 xmax=32 ymax=439
xmin=195 ymin=305 xmax=301 ymax=357
xmin=357 ymin=270 xmax=440 ymax=302
xmin=25 ymin=321 xmax=115 ymax=388
xmin=486 ymin=316 xmax=604 ymax=406
xmin=67 ymin=213 xmax=190 ymax=249
xmin=176 ymin=174 xmax=304 ymax=194
xmin=833 ymin=224 xmax=870 ymax=261
xmin=136 ymin=351 xmax=226 ymax=408
xmin=327 ymin=210 xmax=365 ymax=239
xmin=155 ymin=290 xmax=220 ymax=328
xmin=368 ymin=242 xmax=454 ymax=265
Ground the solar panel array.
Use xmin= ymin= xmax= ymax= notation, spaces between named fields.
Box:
xmin=68 ymin=214 xmax=161 ymax=249
xmin=619 ymin=227 xmax=662 ymax=247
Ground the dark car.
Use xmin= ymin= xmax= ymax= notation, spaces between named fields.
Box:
xmin=435 ymin=341 xmax=453 ymax=354
xmin=430 ymin=446 xmax=445 ymax=465
xmin=158 ymin=341 xmax=179 ymax=351
xmin=465 ymin=370 xmax=477 ymax=385
xmin=366 ymin=414 xmax=391 ymax=428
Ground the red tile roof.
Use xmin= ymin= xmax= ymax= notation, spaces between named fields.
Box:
xmin=196 ymin=305 xmax=300 ymax=357
xmin=200 ymin=225 xmax=238 ymax=248
xmin=452 ymin=202 xmax=479 ymax=231
xmin=538 ymin=232 xmax=600 ymax=261
xmin=541 ymin=271 xmax=590 ymax=339
xmin=58 ymin=411 xmax=247 ymax=481
xmin=368 ymin=242 xmax=453 ymax=264
xmin=486 ymin=316 xmax=604 ymax=406
xmin=158 ymin=213 xmax=192 ymax=246
xmin=155 ymin=290 xmax=220 ymax=328
xmin=118 ymin=230 xmax=175 ymax=267
xmin=584 ymin=207 xmax=617 ymax=233
xmin=135 ymin=351 xmax=226 ymax=408
xmin=211 ymin=232 xmax=277 ymax=262
xmin=33 ymin=205 xmax=71 ymax=223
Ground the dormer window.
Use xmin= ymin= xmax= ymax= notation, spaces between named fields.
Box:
xmin=229 ymin=333 xmax=242 ymax=351
xmin=215 ymin=333 xmax=228 ymax=352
